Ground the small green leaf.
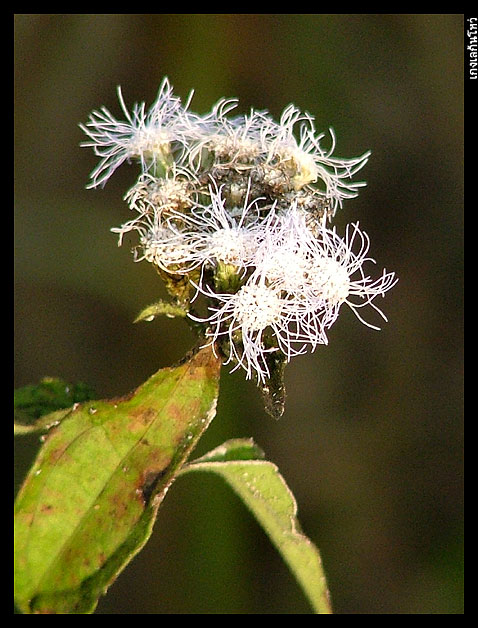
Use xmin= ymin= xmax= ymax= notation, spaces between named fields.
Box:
xmin=134 ymin=300 xmax=188 ymax=323
xmin=181 ymin=438 xmax=332 ymax=614
xmin=14 ymin=377 xmax=96 ymax=434
xmin=191 ymin=438 xmax=266 ymax=463
xmin=14 ymin=345 xmax=222 ymax=614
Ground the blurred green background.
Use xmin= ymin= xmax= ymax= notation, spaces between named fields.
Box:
xmin=14 ymin=14 xmax=463 ymax=614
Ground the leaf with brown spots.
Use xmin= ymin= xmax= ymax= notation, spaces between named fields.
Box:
xmin=14 ymin=345 xmax=221 ymax=614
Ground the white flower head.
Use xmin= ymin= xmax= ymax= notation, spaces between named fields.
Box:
xmin=307 ymin=220 xmax=398 ymax=331
xmin=252 ymin=203 xmax=312 ymax=292
xmin=124 ymin=168 xmax=196 ymax=216
xmin=263 ymin=104 xmax=371 ymax=212
xmin=174 ymin=182 xmax=273 ymax=273
xmin=185 ymin=99 xmax=272 ymax=173
xmin=111 ymin=207 xmax=196 ymax=274
xmin=190 ymin=277 xmax=312 ymax=383
xmin=80 ymin=78 xmax=192 ymax=188
xmin=257 ymin=206 xmax=398 ymax=334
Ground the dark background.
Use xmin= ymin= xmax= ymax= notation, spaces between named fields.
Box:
xmin=14 ymin=14 xmax=464 ymax=614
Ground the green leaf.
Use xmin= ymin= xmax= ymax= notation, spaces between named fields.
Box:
xmin=14 ymin=345 xmax=222 ymax=614
xmin=191 ymin=438 xmax=266 ymax=463
xmin=133 ymin=300 xmax=188 ymax=323
xmin=180 ymin=439 xmax=333 ymax=614
xmin=14 ymin=377 xmax=96 ymax=435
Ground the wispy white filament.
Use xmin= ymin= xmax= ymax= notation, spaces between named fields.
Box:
xmin=80 ymin=78 xmax=191 ymax=188
xmin=191 ymin=206 xmax=397 ymax=380
xmin=190 ymin=279 xmax=311 ymax=383
xmin=172 ymin=184 xmax=274 ymax=272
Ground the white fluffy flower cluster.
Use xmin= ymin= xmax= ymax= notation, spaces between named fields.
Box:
xmin=81 ymin=78 xmax=397 ymax=385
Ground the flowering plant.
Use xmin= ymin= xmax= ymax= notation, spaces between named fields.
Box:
xmin=14 ymin=79 xmax=396 ymax=614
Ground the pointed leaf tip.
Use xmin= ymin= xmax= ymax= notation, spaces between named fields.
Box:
xmin=181 ymin=438 xmax=332 ymax=614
